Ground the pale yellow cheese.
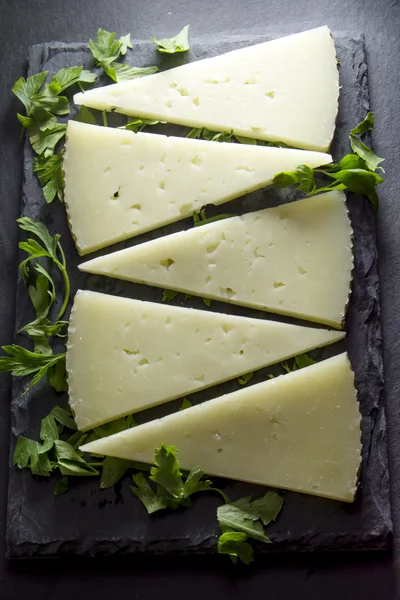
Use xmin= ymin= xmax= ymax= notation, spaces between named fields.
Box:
xmin=81 ymin=353 xmax=361 ymax=502
xmin=74 ymin=26 xmax=339 ymax=151
xmin=63 ymin=121 xmax=331 ymax=254
xmin=67 ymin=290 xmax=344 ymax=430
xmin=80 ymin=191 xmax=353 ymax=328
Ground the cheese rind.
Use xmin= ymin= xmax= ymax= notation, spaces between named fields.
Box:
xmin=80 ymin=191 xmax=353 ymax=328
xmin=67 ymin=290 xmax=345 ymax=430
xmin=80 ymin=354 xmax=361 ymax=502
xmin=74 ymin=26 xmax=339 ymax=151
xmin=63 ymin=121 xmax=331 ymax=254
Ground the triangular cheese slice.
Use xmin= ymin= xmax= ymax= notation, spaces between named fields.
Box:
xmin=67 ymin=290 xmax=344 ymax=431
xmin=80 ymin=191 xmax=353 ymax=328
xmin=74 ymin=26 xmax=338 ymax=151
xmin=64 ymin=121 xmax=331 ymax=254
xmin=80 ymin=353 xmax=361 ymax=502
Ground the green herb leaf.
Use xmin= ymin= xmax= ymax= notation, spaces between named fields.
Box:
xmin=161 ymin=289 xmax=180 ymax=303
xmin=217 ymin=497 xmax=270 ymax=543
xmin=179 ymin=397 xmax=192 ymax=411
xmin=19 ymin=319 xmax=68 ymax=338
xmin=150 ymin=444 xmax=183 ymax=497
xmin=54 ymin=440 xmax=99 ymax=476
xmin=130 ymin=472 xmax=171 ymax=514
xmin=182 ymin=466 xmax=213 ymax=498
xmin=121 ymin=116 xmax=164 ymax=133
xmin=350 ymin=111 xmax=375 ymax=135
xmin=238 ymin=372 xmax=254 ymax=385
xmin=48 ymin=66 xmax=97 ymax=94
xmin=12 ymin=72 xmax=48 ymax=115
xmin=100 ymin=456 xmax=132 ymax=488
xmin=28 ymin=122 xmax=67 ymax=157
xmin=193 ymin=207 xmax=235 ymax=227
xmin=294 ymin=353 xmax=317 ymax=369
xmin=119 ymin=34 xmax=133 ymax=55
xmin=322 ymin=168 xmax=383 ymax=211
xmin=89 ymin=29 xmax=123 ymax=67
xmin=32 ymin=151 xmax=65 ymax=203
xmin=93 ymin=414 xmax=136 ymax=438
xmin=54 ymin=476 xmax=69 ymax=495
xmin=152 ymin=25 xmax=190 ymax=54
xmin=252 ymin=491 xmax=284 ymax=526
xmin=109 ymin=63 xmax=158 ymax=82
xmin=349 ymin=135 xmax=384 ymax=173
xmin=74 ymin=106 xmax=98 ymax=125
xmin=13 ymin=436 xmax=53 ymax=476
xmin=47 ymin=356 xmax=68 ymax=392
xmin=218 ymin=531 xmax=254 ymax=565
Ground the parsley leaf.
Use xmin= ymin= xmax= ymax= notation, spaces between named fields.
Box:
xmin=217 ymin=496 xmax=270 ymax=543
xmin=13 ymin=435 xmax=53 ymax=476
xmin=32 ymin=151 xmax=65 ymax=203
xmin=192 ymin=207 xmax=235 ymax=227
xmin=350 ymin=111 xmax=375 ymax=135
xmin=130 ymin=472 xmax=171 ymax=514
xmin=28 ymin=122 xmax=67 ymax=157
xmin=152 ymin=25 xmax=190 ymax=54
xmin=12 ymin=72 xmax=48 ymax=115
xmin=48 ymin=66 xmax=97 ymax=94
xmin=54 ymin=440 xmax=99 ymax=476
xmin=74 ymin=106 xmax=98 ymax=125
xmin=238 ymin=372 xmax=254 ymax=385
xmin=161 ymin=289 xmax=180 ymax=303
xmin=89 ymin=29 xmax=158 ymax=83
xmin=100 ymin=457 xmax=133 ymax=488
xmin=120 ymin=116 xmax=165 ymax=133
xmin=179 ymin=397 xmax=192 ymax=411
xmin=217 ymin=491 xmax=284 ymax=563
xmin=54 ymin=476 xmax=69 ymax=495
xmin=218 ymin=532 xmax=254 ymax=565
xmin=110 ymin=63 xmax=158 ymax=82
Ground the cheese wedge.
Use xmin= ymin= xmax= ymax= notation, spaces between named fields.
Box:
xmin=63 ymin=121 xmax=331 ymax=255
xmin=67 ymin=290 xmax=345 ymax=430
xmin=74 ymin=26 xmax=339 ymax=151
xmin=80 ymin=191 xmax=353 ymax=328
xmin=81 ymin=353 xmax=361 ymax=502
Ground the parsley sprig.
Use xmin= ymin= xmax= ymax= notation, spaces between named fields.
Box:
xmin=273 ymin=112 xmax=384 ymax=211
xmin=0 ymin=218 xmax=70 ymax=392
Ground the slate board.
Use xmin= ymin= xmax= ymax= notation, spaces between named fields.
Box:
xmin=6 ymin=32 xmax=392 ymax=558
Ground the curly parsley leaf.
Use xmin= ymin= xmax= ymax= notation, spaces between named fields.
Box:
xmin=152 ymin=25 xmax=190 ymax=54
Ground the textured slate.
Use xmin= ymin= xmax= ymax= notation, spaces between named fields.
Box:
xmin=6 ymin=32 xmax=392 ymax=558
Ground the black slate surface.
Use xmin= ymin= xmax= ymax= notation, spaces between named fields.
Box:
xmin=5 ymin=32 xmax=392 ymax=558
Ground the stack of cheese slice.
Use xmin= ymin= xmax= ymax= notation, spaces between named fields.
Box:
xmin=63 ymin=121 xmax=332 ymax=254
xmin=74 ymin=26 xmax=339 ymax=151
xmin=80 ymin=190 xmax=353 ymax=328
xmin=80 ymin=353 xmax=361 ymax=503
xmin=67 ymin=290 xmax=345 ymax=431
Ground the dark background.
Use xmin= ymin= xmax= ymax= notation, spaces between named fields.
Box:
xmin=0 ymin=0 xmax=399 ymax=598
